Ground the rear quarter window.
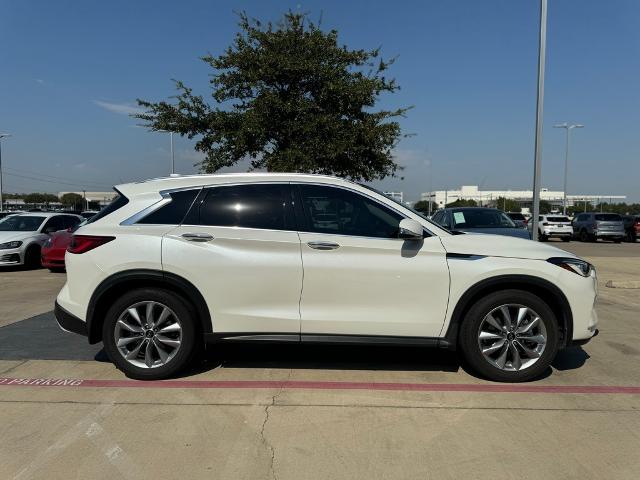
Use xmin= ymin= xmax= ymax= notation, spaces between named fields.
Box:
xmin=85 ymin=191 xmax=129 ymax=224
xmin=138 ymin=189 xmax=200 ymax=225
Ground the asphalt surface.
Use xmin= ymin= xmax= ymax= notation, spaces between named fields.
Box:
xmin=0 ymin=240 xmax=638 ymax=479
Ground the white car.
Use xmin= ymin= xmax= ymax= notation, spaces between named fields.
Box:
xmin=55 ymin=174 xmax=599 ymax=382
xmin=531 ymin=214 xmax=574 ymax=242
xmin=0 ymin=212 xmax=83 ymax=267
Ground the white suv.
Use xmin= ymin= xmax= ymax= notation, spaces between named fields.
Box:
xmin=533 ymin=214 xmax=574 ymax=242
xmin=55 ymin=174 xmax=599 ymax=382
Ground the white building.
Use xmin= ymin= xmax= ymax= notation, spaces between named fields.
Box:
xmin=383 ymin=191 xmax=404 ymax=204
xmin=421 ymin=185 xmax=626 ymax=208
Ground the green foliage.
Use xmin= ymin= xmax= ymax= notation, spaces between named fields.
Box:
xmin=135 ymin=11 xmax=410 ymax=181
xmin=60 ymin=192 xmax=84 ymax=208
xmin=494 ymin=197 xmax=521 ymax=213
xmin=446 ymin=199 xmax=477 ymax=208
xmin=23 ymin=193 xmax=59 ymax=205
xmin=538 ymin=200 xmax=552 ymax=214
xmin=413 ymin=200 xmax=437 ymax=215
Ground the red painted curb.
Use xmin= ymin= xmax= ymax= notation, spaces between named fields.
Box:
xmin=1 ymin=377 xmax=640 ymax=394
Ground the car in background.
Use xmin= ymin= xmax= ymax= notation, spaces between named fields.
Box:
xmin=506 ymin=212 xmax=528 ymax=228
xmin=621 ymin=215 xmax=639 ymax=243
xmin=530 ymin=214 xmax=573 ymax=242
xmin=572 ymin=212 xmax=625 ymax=243
xmin=0 ymin=212 xmax=19 ymax=220
xmin=431 ymin=207 xmax=531 ymax=239
xmin=80 ymin=210 xmax=100 ymax=219
xmin=0 ymin=213 xmax=83 ymax=268
xmin=41 ymin=220 xmax=87 ymax=272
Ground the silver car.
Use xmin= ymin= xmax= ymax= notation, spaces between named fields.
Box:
xmin=572 ymin=212 xmax=625 ymax=243
xmin=0 ymin=213 xmax=83 ymax=267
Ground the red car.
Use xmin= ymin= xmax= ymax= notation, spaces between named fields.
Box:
xmin=41 ymin=228 xmax=74 ymax=272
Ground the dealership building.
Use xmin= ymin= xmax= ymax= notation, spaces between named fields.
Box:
xmin=421 ymin=185 xmax=626 ymax=209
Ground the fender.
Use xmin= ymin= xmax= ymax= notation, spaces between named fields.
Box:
xmin=86 ymin=269 xmax=212 ymax=344
xmin=441 ymin=274 xmax=573 ymax=350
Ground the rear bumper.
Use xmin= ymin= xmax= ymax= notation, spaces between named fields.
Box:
xmin=542 ymin=229 xmax=572 ymax=237
xmin=595 ymin=231 xmax=624 ymax=238
xmin=54 ymin=301 xmax=87 ymax=337
xmin=570 ymin=329 xmax=599 ymax=347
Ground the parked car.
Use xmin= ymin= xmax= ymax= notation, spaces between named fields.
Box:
xmin=41 ymin=220 xmax=87 ymax=272
xmin=431 ymin=207 xmax=530 ymax=239
xmin=506 ymin=212 xmax=528 ymax=228
xmin=530 ymin=214 xmax=573 ymax=242
xmin=55 ymin=174 xmax=598 ymax=383
xmin=0 ymin=213 xmax=83 ymax=267
xmin=621 ymin=215 xmax=639 ymax=243
xmin=572 ymin=212 xmax=625 ymax=243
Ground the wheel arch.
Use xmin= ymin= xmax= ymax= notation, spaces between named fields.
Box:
xmin=86 ymin=269 xmax=212 ymax=344
xmin=443 ymin=275 xmax=573 ymax=350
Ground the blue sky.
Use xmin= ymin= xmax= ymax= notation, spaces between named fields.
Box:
xmin=1 ymin=0 xmax=639 ymax=202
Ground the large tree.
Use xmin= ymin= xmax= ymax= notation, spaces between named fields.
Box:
xmin=135 ymin=12 xmax=409 ymax=181
xmin=60 ymin=193 xmax=84 ymax=209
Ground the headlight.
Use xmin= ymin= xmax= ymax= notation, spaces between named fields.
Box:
xmin=0 ymin=241 xmax=23 ymax=250
xmin=547 ymin=257 xmax=593 ymax=277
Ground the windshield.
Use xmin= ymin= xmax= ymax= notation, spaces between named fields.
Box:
xmin=0 ymin=215 xmax=45 ymax=232
xmin=595 ymin=214 xmax=622 ymax=222
xmin=452 ymin=209 xmax=516 ymax=228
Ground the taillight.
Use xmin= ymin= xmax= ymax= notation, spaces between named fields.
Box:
xmin=67 ymin=235 xmax=115 ymax=254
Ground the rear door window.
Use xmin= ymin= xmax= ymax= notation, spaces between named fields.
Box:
xmin=192 ymin=184 xmax=292 ymax=231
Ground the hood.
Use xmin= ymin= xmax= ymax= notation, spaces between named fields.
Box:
xmin=457 ymin=227 xmax=531 ymax=240
xmin=440 ymin=232 xmax=578 ymax=260
xmin=0 ymin=231 xmax=35 ymax=244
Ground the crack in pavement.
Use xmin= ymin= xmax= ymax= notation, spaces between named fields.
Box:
xmin=259 ymin=370 xmax=292 ymax=480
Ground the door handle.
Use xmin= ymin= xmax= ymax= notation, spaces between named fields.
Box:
xmin=181 ymin=232 xmax=214 ymax=242
xmin=307 ymin=241 xmax=340 ymax=250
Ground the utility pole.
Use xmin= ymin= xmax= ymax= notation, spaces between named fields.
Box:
xmin=553 ymin=123 xmax=584 ymax=215
xmin=0 ymin=133 xmax=12 ymax=212
xmin=531 ymin=0 xmax=548 ymax=242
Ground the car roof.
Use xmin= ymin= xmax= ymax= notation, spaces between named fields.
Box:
xmin=445 ymin=207 xmax=501 ymax=212
xmin=13 ymin=212 xmax=82 ymax=218
xmin=116 ymin=172 xmax=352 ymax=196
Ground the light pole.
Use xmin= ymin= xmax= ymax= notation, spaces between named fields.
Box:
xmin=0 ymin=133 xmax=11 ymax=212
xmin=531 ymin=0 xmax=548 ymax=242
xmin=553 ymin=123 xmax=584 ymax=215
xmin=157 ymin=130 xmax=175 ymax=175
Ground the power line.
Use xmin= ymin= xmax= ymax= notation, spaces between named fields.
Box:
xmin=4 ymin=172 xmax=113 ymax=190
xmin=4 ymin=166 xmax=113 ymax=188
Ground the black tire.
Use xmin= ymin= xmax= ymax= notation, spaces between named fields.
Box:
xmin=23 ymin=245 xmax=42 ymax=269
xmin=614 ymin=238 xmax=622 ymax=244
xmin=538 ymin=232 xmax=547 ymax=242
xmin=458 ymin=289 xmax=559 ymax=382
xmin=561 ymin=237 xmax=571 ymax=242
xmin=579 ymin=230 xmax=588 ymax=242
xmin=102 ymin=288 xmax=199 ymax=380
xmin=48 ymin=268 xmax=66 ymax=273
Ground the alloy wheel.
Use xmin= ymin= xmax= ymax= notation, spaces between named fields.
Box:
xmin=114 ymin=301 xmax=183 ymax=369
xmin=477 ymin=304 xmax=547 ymax=372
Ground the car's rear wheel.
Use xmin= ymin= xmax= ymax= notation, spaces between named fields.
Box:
xmin=561 ymin=237 xmax=571 ymax=242
xmin=102 ymin=288 xmax=198 ymax=380
xmin=459 ymin=290 xmax=559 ymax=382
xmin=538 ymin=232 xmax=547 ymax=242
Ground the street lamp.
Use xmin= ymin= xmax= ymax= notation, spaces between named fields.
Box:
xmin=553 ymin=123 xmax=584 ymax=215
xmin=157 ymin=130 xmax=175 ymax=175
xmin=0 ymin=133 xmax=12 ymax=212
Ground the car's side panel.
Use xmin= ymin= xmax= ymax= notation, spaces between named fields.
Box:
xmin=298 ymin=233 xmax=450 ymax=337
xmin=162 ymin=226 xmax=303 ymax=334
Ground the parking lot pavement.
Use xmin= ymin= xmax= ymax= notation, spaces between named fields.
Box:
xmin=1 ymin=241 xmax=639 ymax=479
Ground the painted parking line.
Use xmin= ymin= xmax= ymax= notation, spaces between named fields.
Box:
xmin=1 ymin=377 xmax=640 ymax=394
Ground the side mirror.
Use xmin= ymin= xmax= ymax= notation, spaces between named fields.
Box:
xmin=399 ymin=219 xmax=424 ymax=239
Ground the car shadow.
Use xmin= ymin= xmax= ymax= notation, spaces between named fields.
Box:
xmin=552 ymin=346 xmax=590 ymax=371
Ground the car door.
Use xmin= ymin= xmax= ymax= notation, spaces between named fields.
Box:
xmin=294 ymin=183 xmax=450 ymax=338
xmin=162 ymin=183 xmax=303 ymax=335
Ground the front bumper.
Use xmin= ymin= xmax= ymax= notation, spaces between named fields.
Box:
xmin=0 ymin=247 xmax=23 ymax=266
xmin=54 ymin=301 xmax=88 ymax=337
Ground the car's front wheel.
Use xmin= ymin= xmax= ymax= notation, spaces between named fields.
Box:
xmin=459 ymin=290 xmax=559 ymax=382
xmin=102 ymin=288 xmax=198 ymax=380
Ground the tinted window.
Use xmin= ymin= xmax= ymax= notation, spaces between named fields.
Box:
xmin=595 ymin=214 xmax=622 ymax=222
xmin=42 ymin=216 xmax=63 ymax=232
xmin=508 ymin=213 xmax=525 ymax=220
xmin=0 ymin=216 xmax=45 ymax=231
xmin=86 ymin=191 xmax=129 ymax=224
xmin=139 ymin=189 xmax=200 ymax=225
xmin=576 ymin=214 xmax=586 ymax=221
xmin=298 ymin=184 xmax=402 ymax=238
xmin=547 ymin=216 xmax=570 ymax=223
xmin=452 ymin=210 xmax=515 ymax=228
xmin=194 ymin=184 xmax=289 ymax=230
